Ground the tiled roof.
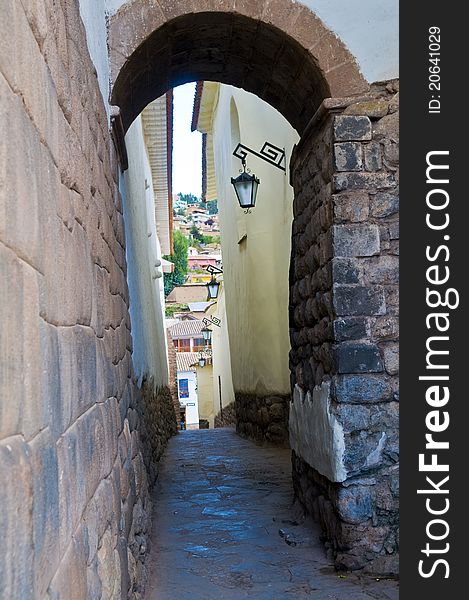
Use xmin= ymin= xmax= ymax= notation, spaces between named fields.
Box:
xmin=170 ymin=319 xmax=205 ymax=338
xmin=176 ymin=351 xmax=212 ymax=372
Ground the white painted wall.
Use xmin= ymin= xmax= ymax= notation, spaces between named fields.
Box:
xmin=177 ymin=371 xmax=199 ymax=427
xmin=121 ymin=117 xmax=169 ymax=387
xmin=104 ymin=0 xmax=398 ymax=83
xmin=78 ymin=0 xmax=110 ymax=116
xmin=209 ymin=84 xmax=298 ymax=396
xmin=299 ymin=0 xmax=398 ymax=82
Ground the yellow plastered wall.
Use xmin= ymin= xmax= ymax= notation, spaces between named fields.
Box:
xmin=206 ymin=289 xmax=236 ymax=416
xmin=205 ymin=84 xmax=299 ymax=396
xmin=195 ymin=363 xmax=215 ymax=426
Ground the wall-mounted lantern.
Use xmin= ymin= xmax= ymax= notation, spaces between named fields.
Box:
xmin=202 ymin=326 xmax=212 ymax=344
xmin=231 ymin=142 xmax=286 ymax=213
xmin=231 ymin=161 xmax=260 ymax=212
xmin=198 ymin=353 xmax=206 ymax=368
xmin=206 ymin=276 xmax=220 ymax=300
xmin=205 ymin=264 xmax=223 ymax=301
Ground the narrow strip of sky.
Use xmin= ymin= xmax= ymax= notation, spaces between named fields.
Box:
xmin=172 ymin=83 xmax=202 ymax=198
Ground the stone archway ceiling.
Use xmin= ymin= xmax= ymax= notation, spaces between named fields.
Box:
xmin=110 ymin=5 xmax=369 ymax=135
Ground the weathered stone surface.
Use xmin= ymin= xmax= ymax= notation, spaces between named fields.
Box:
xmin=236 ymin=393 xmax=290 ymax=447
xmin=383 ymin=343 xmax=399 ymax=375
xmin=332 ymin=191 xmax=369 ymax=223
xmin=331 ymin=258 xmax=360 ymax=284
xmin=97 ymin=527 xmax=122 ymax=600
xmin=333 ymin=142 xmax=363 ymax=171
xmin=373 ymin=112 xmax=399 ymax=142
xmin=335 ymin=343 xmax=383 ymax=374
xmin=333 ymin=171 xmax=396 ymax=192
xmin=370 ymin=191 xmax=399 ymax=217
xmin=333 ymin=115 xmax=372 ymax=141
xmin=333 ymin=224 xmax=380 ymax=257
xmin=343 ymin=99 xmax=389 ymax=119
xmin=360 ymin=255 xmax=399 ymax=285
xmin=47 ymin=525 xmax=88 ymax=600
xmin=29 ymin=428 xmax=60 ymax=598
xmin=333 ymin=285 xmax=386 ymax=316
xmin=336 ymin=484 xmax=374 ymax=524
xmin=364 ymin=141 xmax=382 ymax=171
xmin=332 ymin=375 xmax=393 ymax=404
xmin=333 ymin=317 xmax=369 ymax=342
xmin=0 ymin=437 xmax=34 ymax=598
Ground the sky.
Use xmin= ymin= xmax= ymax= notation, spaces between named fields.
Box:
xmin=172 ymin=83 xmax=202 ymax=198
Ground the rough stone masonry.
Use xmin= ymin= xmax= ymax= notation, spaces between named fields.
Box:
xmin=289 ymin=82 xmax=399 ymax=574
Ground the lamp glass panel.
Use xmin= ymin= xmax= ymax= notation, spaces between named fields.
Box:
xmin=235 ymin=179 xmax=254 ymax=208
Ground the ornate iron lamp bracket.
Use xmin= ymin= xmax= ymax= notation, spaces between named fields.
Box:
xmin=233 ymin=142 xmax=286 ymax=172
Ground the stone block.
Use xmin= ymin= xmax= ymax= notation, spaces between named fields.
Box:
xmin=47 ymin=524 xmax=88 ymax=600
xmin=335 ymin=343 xmax=383 ymax=373
xmin=0 ymin=436 xmax=34 ymax=598
xmin=383 ymin=343 xmax=399 ymax=375
xmin=336 ymin=484 xmax=374 ymax=524
xmin=343 ymin=100 xmax=389 ymax=119
xmin=343 ymin=430 xmax=388 ymax=474
xmin=333 ymin=374 xmax=393 ymax=404
xmin=83 ymin=478 xmax=115 ymax=567
xmin=332 ymin=258 xmax=360 ymax=284
xmin=373 ymin=112 xmax=399 ymax=142
xmin=0 ymin=245 xmax=44 ymax=440
xmin=332 ymin=191 xmax=369 ymax=223
xmin=333 ymin=142 xmax=363 ymax=171
xmin=29 ymin=428 xmax=60 ymax=598
xmin=97 ymin=527 xmax=122 ymax=600
xmin=372 ymin=316 xmax=399 ymax=341
xmin=333 ymin=317 xmax=369 ymax=342
xmin=370 ymin=191 xmax=399 ymax=217
xmin=364 ymin=142 xmax=382 ymax=171
xmin=360 ymin=256 xmax=399 ymax=285
xmin=333 ymin=115 xmax=372 ymax=141
xmin=332 ymin=171 xmax=396 ymax=192
xmin=57 ymin=325 xmax=98 ymax=433
xmin=333 ymin=224 xmax=380 ymax=257
xmin=333 ymin=284 xmax=386 ymax=316
xmin=333 ymin=403 xmax=371 ymax=432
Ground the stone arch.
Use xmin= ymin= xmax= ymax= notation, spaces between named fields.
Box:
xmin=109 ymin=0 xmax=369 ymax=133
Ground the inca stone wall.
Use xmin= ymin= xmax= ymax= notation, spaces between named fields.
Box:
xmin=0 ymin=1 xmax=175 ymax=597
xmin=289 ymin=83 xmax=399 ymax=574
xmin=236 ymin=394 xmax=290 ymax=447
xmin=214 ymin=401 xmax=236 ymax=428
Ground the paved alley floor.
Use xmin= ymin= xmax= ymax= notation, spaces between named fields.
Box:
xmin=144 ymin=429 xmax=399 ymax=600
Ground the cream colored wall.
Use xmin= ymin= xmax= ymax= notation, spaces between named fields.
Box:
xmin=207 ymin=290 xmax=236 ymax=414
xmin=210 ymin=85 xmax=299 ymax=396
xmin=122 ymin=117 xmax=169 ymax=387
xmin=195 ymin=364 xmax=215 ymax=426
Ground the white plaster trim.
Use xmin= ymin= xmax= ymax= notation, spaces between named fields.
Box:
xmin=289 ymin=383 xmax=347 ymax=482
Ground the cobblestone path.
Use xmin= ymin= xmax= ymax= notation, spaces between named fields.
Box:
xmin=144 ymin=429 xmax=398 ymax=599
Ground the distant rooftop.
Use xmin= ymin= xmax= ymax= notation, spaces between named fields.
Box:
xmin=176 ymin=351 xmax=212 ymax=372
xmin=170 ymin=319 xmax=205 ymax=338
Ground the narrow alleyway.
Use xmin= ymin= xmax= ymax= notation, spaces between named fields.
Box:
xmin=144 ymin=429 xmax=398 ymax=599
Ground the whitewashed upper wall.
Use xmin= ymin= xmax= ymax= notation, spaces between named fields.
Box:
xmin=299 ymin=0 xmax=398 ymax=82
xmin=79 ymin=0 xmax=110 ymax=115
xmin=103 ymin=0 xmax=398 ymax=83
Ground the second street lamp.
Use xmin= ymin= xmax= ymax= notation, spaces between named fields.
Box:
xmin=206 ymin=276 xmax=220 ymax=300
xmin=202 ymin=326 xmax=212 ymax=345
